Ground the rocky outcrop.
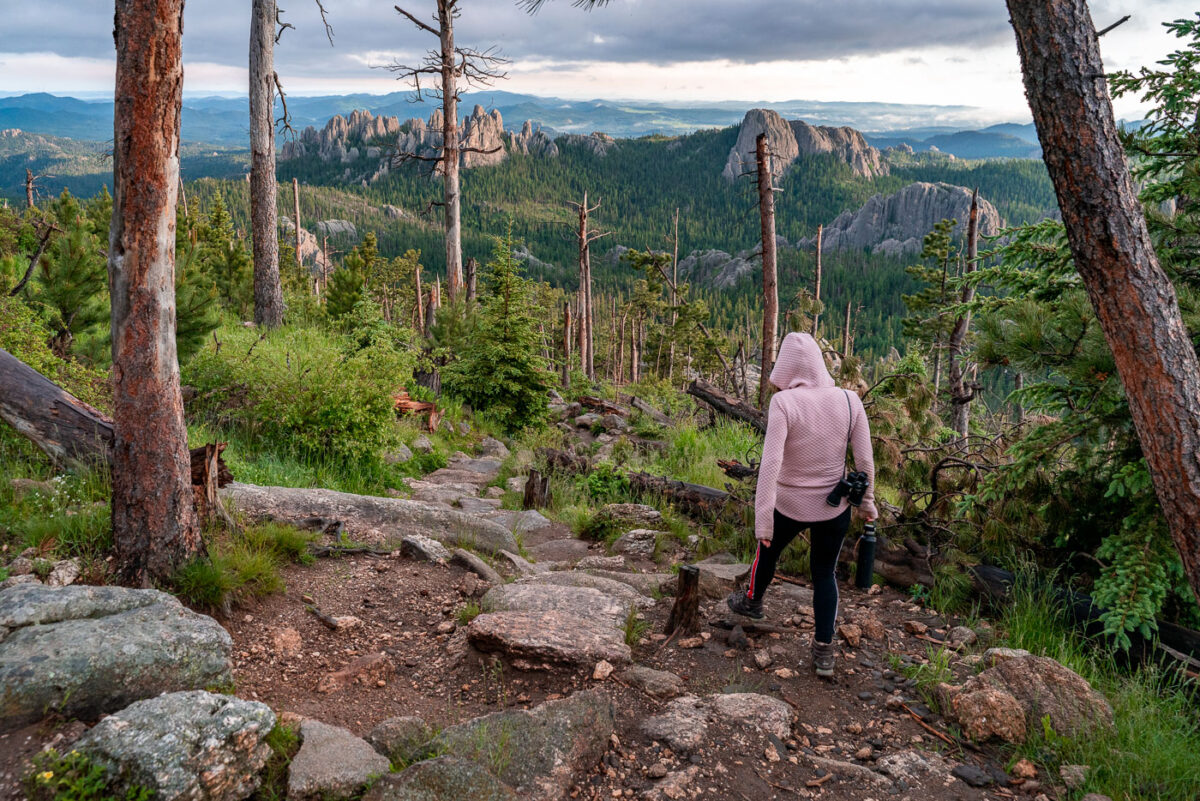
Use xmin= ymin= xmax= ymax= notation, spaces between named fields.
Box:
xmin=676 ymin=249 xmax=757 ymax=289
xmin=279 ymin=216 xmax=332 ymax=274
xmin=461 ymin=105 xmax=507 ymax=168
xmin=0 ymin=584 xmax=232 ymax=732
xmin=364 ymin=757 xmax=520 ymax=801
xmin=560 ymin=131 xmax=617 ymax=157
xmin=722 ymin=108 xmax=888 ymax=181
xmin=315 ymin=219 xmax=357 ymax=238
xmin=73 ymin=691 xmax=275 ymax=801
xmin=510 ymin=120 xmax=559 ymax=158
xmin=281 ymin=109 xmax=401 ymax=161
xmin=801 ymin=182 xmax=1004 ymax=256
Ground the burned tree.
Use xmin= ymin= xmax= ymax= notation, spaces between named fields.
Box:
xmin=110 ymin=0 xmax=201 ymax=584
xmin=567 ymin=191 xmax=609 ymax=382
xmin=390 ymin=1 xmax=507 ymax=300
xmin=1008 ymin=0 xmax=1200 ymax=604
xmin=755 ymin=133 xmax=779 ymax=407
xmin=249 ymin=0 xmax=332 ymax=326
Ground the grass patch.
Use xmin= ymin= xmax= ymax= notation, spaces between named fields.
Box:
xmin=997 ymin=572 xmax=1200 ymax=801
xmin=251 ymin=724 xmax=301 ymax=801
xmin=622 ymin=606 xmax=650 ymax=647
xmin=457 ymin=601 xmax=483 ymax=626
xmin=25 ymin=749 xmax=152 ymax=801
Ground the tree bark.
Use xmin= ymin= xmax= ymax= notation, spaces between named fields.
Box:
xmin=669 ymin=207 xmax=679 ymax=381
xmin=687 ymin=378 xmax=767 ymax=434
xmin=414 ymin=264 xmax=425 ymax=332
xmin=756 ymin=134 xmax=778 ymax=407
xmin=25 ymin=169 xmax=34 ymax=209
xmin=1009 ymin=0 xmax=1200 ymax=605
xmin=842 ymin=301 xmax=853 ymax=355
xmin=465 ymin=257 xmax=477 ymax=304
xmin=562 ymin=301 xmax=572 ymax=388
xmin=0 ymin=348 xmax=112 ymax=466
xmin=522 ymin=468 xmax=551 ymax=510
xmin=249 ymin=0 xmax=284 ymax=327
xmin=439 ymin=0 xmax=463 ymax=299
xmin=666 ymin=565 xmax=700 ymax=636
xmin=948 ymin=189 xmax=979 ymax=438
xmin=110 ymin=0 xmax=202 ymax=584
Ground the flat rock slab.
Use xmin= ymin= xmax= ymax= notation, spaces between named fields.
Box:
xmin=468 ymin=611 xmax=631 ymax=666
xmin=220 ymin=483 xmax=517 ymax=554
xmin=620 ymin=665 xmax=684 ymax=698
xmin=482 ymin=583 xmax=631 ymax=628
xmin=431 ymin=689 xmax=614 ymax=801
xmin=611 ymin=529 xmax=658 ymax=558
xmin=363 ymin=757 xmax=519 ymax=801
xmin=74 ymin=691 xmax=274 ymax=801
xmin=450 ymin=549 xmax=503 ymax=586
xmin=366 ymin=716 xmax=432 ymax=763
xmin=0 ymin=585 xmax=231 ymax=732
xmin=693 ymin=557 xmax=752 ymax=599
xmin=517 ymin=572 xmax=656 ymax=609
xmin=526 ymin=538 xmax=592 ymax=563
xmin=706 ymin=692 xmax=793 ymax=739
xmin=404 ymin=479 xmax=479 ymax=507
xmin=641 ymin=692 xmax=793 ymax=754
xmin=488 ymin=510 xmax=553 ymax=533
xmin=457 ymin=497 xmax=503 ymax=515
xmin=425 ymin=457 xmax=503 ymax=488
xmin=642 ymin=695 xmax=709 ymax=752
xmin=288 ymin=719 xmax=391 ymax=800
xmin=583 ymin=569 xmax=676 ymax=597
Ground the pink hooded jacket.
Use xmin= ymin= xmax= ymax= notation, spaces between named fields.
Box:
xmin=755 ymin=332 xmax=877 ymax=541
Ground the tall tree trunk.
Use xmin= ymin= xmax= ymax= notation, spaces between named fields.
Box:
xmin=414 ymin=265 xmax=425 ymax=332
xmin=25 ymin=169 xmax=33 ymax=209
xmin=439 ymin=0 xmax=463 ymax=299
xmin=1009 ymin=0 xmax=1200 ymax=604
xmin=562 ymin=301 xmax=572 ymax=389
xmin=292 ymin=176 xmax=303 ymax=284
xmin=465 ymin=257 xmax=477 ymax=304
xmin=842 ymin=301 xmax=853 ymax=356
xmin=249 ymin=0 xmax=284 ymax=327
xmin=110 ymin=0 xmax=201 ymax=585
xmin=755 ymin=134 xmax=778 ymax=407
xmin=812 ymin=223 xmax=823 ymax=335
xmin=577 ymin=193 xmax=591 ymax=381
xmin=948 ymin=189 xmax=980 ymax=438
xmin=585 ymin=240 xmax=595 ymax=382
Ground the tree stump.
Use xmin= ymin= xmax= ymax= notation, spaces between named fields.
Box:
xmin=522 ymin=469 xmax=551 ymax=510
xmin=665 ymin=565 xmax=700 ymax=636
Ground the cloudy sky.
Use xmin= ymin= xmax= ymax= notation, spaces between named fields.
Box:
xmin=1 ymin=0 xmax=1194 ymax=122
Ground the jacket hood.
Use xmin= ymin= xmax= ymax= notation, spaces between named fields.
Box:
xmin=769 ymin=332 xmax=835 ymax=390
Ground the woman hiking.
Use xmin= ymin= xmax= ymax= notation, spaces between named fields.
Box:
xmin=727 ymin=331 xmax=877 ymax=678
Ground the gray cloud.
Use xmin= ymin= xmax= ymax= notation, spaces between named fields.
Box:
xmin=4 ymin=0 xmax=1185 ymax=85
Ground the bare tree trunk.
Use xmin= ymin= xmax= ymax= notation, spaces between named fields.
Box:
xmin=576 ymin=194 xmax=591 ymax=380
xmin=948 ymin=189 xmax=980 ymax=438
xmin=292 ymin=176 xmax=303 ymax=281
xmin=25 ymin=169 xmax=33 ymax=209
xmin=439 ymin=0 xmax=463 ymax=299
xmin=755 ymin=134 xmax=778 ymax=407
xmin=616 ymin=307 xmax=628 ymax=385
xmin=110 ymin=0 xmax=201 ymax=585
xmin=812 ymin=223 xmax=823 ymax=336
xmin=249 ymin=0 xmax=284 ymax=327
xmin=585 ymin=242 xmax=595 ymax=382
xmin=842 ymin=301 xmax=852 ymax=356
xmin=669 ymin=207 xmax=679 ymax=381
xmin=465 ymin=257 xmax=477 ymax=304
xmin=562 ymin=301 xmax=572 ymax=388
xmin=631 ymin=315 xmax=640 ymax=383
xmin=414 ymin=265 xmax=425 ymax=332
xmin=425 ymin=279 xmax=439 ymax=337
xmin=1009 ymin=0 xmax=1200 ymax=604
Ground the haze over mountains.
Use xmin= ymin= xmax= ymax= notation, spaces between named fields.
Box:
xmin=0 ymin=90 xmax=1043 ymax=157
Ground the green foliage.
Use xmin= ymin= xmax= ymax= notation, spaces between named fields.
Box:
xmin=443 ymin=230 xmax=552 ymax=434
xmin=194 ymin=194 xmax=252 ymax=317
xmin=25 ymin=749 xmax=152 ymax=801
xmin=326 ymin=234 xmax=375 ymax=319
xmin=170 ymin=522 xmax=315 ymax=612
xmin=0 ymin=293 xmax=108 ymax=408
xmin=185 ymin=323 xmax=412 ymax=464
xmin=622 ymin=606 xmax=650 ymax=646
xmin=457 ymin=601 xmax=483 ymax=625
xmin=575 ymin=461 xmax=630 ymax=505
xmin=254 ymin=724 xmax=302 ymax=801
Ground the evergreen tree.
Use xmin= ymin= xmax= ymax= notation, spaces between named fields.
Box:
xmin=197 ymin=194 xmax=252 ymax=316
xmin=326 ymin=236 xmax=373 ymax=319
xmin=443 ymin=230 xmax=552 ymax=433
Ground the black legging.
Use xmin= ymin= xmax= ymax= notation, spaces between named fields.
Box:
xmin=745 ymin=507 xmax=851 ymax=644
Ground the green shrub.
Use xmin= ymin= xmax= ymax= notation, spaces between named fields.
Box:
xmin=25 ymin=749 xmax=151 ymax=801
xmin=170 ymin=523 xmax=313 ymax=612
xmin=185 ymin=323 xmax=413 ymax=464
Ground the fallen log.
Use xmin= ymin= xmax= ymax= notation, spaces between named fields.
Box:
xmin=717 ymin=459 xmax=758 ymax=481
xmin=687 ymin=378 xmax=765 ymax=434
xmin=1 ymin=347 xmax=231 ymax=486
xmin=626 ymin=471 xmax=736 ymax=518
xmin=577 ymin=395 xmax=627 ymax=416
xmin=628 ymin=396 xmax=671 ymax=427
xmin=393 ymin=389 xmax=441 ymax=432
xmin=537 ymin=447 xmax=591 ymax=474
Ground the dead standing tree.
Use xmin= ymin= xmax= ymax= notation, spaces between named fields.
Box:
xmin=567 ymin=191 xmax=609 ymax=382
xmin=249 ymin=0 xmax=332 ymax=326
xmin=390 ymin=1 xmax=507 ymax=301
xmin=110 ymin=0 xmax=201 ymax=584
xmin=755 ymin=133 xmax=779 ymax=407
xmin=947 ymin=189 xmax=981 ymax=439
xmin=1008 ymin=0 xmax=1200 ymax=604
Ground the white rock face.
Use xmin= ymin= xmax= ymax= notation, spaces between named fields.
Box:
xmin=722 ymin=108 xmax=888 ymax=181
xmin=280 ymin=109 xmax=401 ymax=161
xmin=802 ymin=182 xmax=1004 ymax=256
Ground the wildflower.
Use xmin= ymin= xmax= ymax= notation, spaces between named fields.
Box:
xmin=39 ymin=771 xmax=54 ymax=781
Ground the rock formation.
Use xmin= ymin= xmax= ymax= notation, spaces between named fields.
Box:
xmin=560 ymin=131 xmax=618 ymax=157
xmin=510 ymin=120 xmax=559 ymax=158
xmin=800 ymin=181 xmax=1003 ymax=256
xmin=280 ymin=109 xmax=401 ymax=162
xmin=722 ymin=108 xmax=888 ymax=181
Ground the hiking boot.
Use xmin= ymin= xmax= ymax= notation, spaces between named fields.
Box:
xmin=726 ymin=590 xmax=764 ymax=620
xmin=812 ymin=640 xmax=836 ymax=678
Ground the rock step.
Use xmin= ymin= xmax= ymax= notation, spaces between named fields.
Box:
xmin=467 ymin=611 xmax=631 ymax=666
xmin=481 ymin=583 xmax=632 ymax=629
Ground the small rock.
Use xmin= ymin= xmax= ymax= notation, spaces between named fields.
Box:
xmin=366 ymin=716 xmax=432 ymax=762
xmin=574 ymin=412 xmax=601 ymax=428
xmin=384 ymin=444 xmax=413 ymax=465
xmin=576 ymin=555 xmax=626 ymax=571
xmin=753 ymin=650 xmax=773 ymax=670
xmin=904 ymin=620 xmax=929 ymax=635
xmin=505 ymin=476 xmax=527 ymax=493
xmin=945 ymin=625 xmax=978 ymax=649
xmin=773 ymin=668 xmax=796 ymax=679
xmin=620 ymin=665 xmax=683 ymax=699
xmin=317 ymin=652 xmax=394 ymax=693
xmin=764 ymin=745 xmax=780 ymax=762
xmin=854 ymin=746 xmax=873 ymax=760
xmin=1059 ymin=764 xmax=1089 ymax=789
xmin=451 ymin=548 xmax=504 ymax=586
xmin=43 ymin=558 xmax=81 ymax=588
xmin=857 ymin=616 xmax=886 ymax=640
xmin=289 ymin=719 xmax=392 ymax=800
xmin=484 ymin=486 xmax=505 ymax=499
xmin=647 ymin=762 xmax=668 ymax=779
xmin=0 ymin=573 xmax=40 ymax=591
xmin=838 ymin=623 xmax=862 ymax=647
xmin=333 ymin=615 xmax=362 ymax=630
xmin=981 ymin=646 xmax=1032 ymax=666
xmin=611 ymin=529 xmax=658 ymax=558
xmin=435 ymin=621 xmax=455 ymax=634
xmin=677 ymin=636 xmax=704 ymax=649
xmin=727 ymin=625 xmax=750 ymax=650
xmin=411 ymin=434 xmax=434 ymax=453
xmin=951 ymin=764 xmax=995 ymax=788
xmin=401 ymin=534 xmax=451 ymax=563
xmin=458 ymin=422 xmax=471 ymax=436
xmin=479 ymin=437 xmax=510 ymax=460
xmin=1012 ymin=758 xmax=1037 ymax=779
xmin=593 ymin=660 xmax=615 ymax=680
xmin=272 ymin=627 xmax=303 ymax=656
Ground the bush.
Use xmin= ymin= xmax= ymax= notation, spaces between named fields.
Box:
xmin=170 ymin=522 xmax=316 ymax=612
xmin=185 ymin=323 xmax=413 ymax=463
xmin=25 ymin=749 xmax=151 ymax=801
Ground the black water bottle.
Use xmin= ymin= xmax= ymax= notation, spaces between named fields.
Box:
xmin=855 ymin=523 xmax=877 ymax=589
